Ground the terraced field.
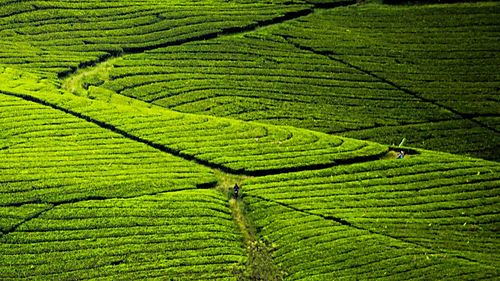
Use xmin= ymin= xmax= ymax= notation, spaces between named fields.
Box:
xmin=1 ymin=190 xmax=245 ymax=280
xmin=0 ymin=0 xmax=499 ymax=280
xmin=0 ymin=0 xmax=312 ymax=76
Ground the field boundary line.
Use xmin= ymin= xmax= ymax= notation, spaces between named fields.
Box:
xmin=282 ymin=37 xmax=500 ymax=135
xmin=0 ymin=186 xmax=217 ymax=237
xmin=0 ymin=204 xmax=53 ymax=239
xmin=0 ymin=89 xmax=239 ymax=174
xmin=245 ymin=193 xmax=497 ymax=270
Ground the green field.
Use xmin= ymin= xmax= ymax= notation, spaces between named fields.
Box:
xmin=0 ymin=0 xmax=499 ymax=280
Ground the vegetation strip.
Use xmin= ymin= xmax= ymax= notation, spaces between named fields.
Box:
xmin=1 ymin=190 xmax=246 ymax=280
xmin=243 ymin=194 xmax=498 ymax=280
xmin=1 ymin=67 xmax=389 ymax=176
xmin=85 ymin=2 xmax=500 ymax=160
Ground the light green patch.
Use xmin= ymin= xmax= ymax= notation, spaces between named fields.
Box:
xmin=61 ymin=58 xmax=119 ymax=97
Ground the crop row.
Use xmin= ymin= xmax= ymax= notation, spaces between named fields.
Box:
xmin=102 ymin=34 xmax=451 ymax=130
xmin=243 ymin=149 xmax=500 ymax=269
xmin=0 ymin=67 xmax=389 ymax=175
xmin=243 ymin=195 xmax=498 ymax=280
xmin=0 ymin=92 xmax=215 ymax=207
xmin=343 ymin=118 xmax=500 ymax=157
xmin=90 ymin=2 xmax=500 ymax=161
xmin=0 ymin=190 xmax=245 ymax=280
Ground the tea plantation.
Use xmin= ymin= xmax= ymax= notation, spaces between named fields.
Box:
xmin=0 ymin=0 xmax=499 ymax=280
xmin=96 ymin=2 xmax=500 ymax=160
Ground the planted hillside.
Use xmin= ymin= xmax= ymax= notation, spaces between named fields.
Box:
xmin=0 ymin=0 xmax=499 ymax=280
xmin=102 ymin=34 xmax=451 ymax=135
xmin=0 ymin=82 xmax=246 ymax=280
xmin=0 ymin=90 xmax=215 ymax=209
xmin=242 ymin=150 xmax=500 ymax=279
xmin=275 ymin=2 xmax=500 ymax=159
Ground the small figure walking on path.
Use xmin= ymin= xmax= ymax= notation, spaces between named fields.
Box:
xmin=233 ymin=183 xmax=240 ymax=199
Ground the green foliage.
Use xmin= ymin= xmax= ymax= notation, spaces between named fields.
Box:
xmin=0 ymin=0 xmax=311 ymax=75
xmin=0 ymin=1 xmax=498 ymax=280
xmin=0 ymin=89 xmax=216 ymax=206
xmin=242 ymin=150 xmax=500 ymax=278
xmin=273 ymin=2 xmax=500 ymax=159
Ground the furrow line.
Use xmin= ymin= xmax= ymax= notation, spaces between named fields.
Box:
xmin=0 ymin=204 xmax=54 ymax=239
xmin=56 ymin=8 xmax=316 ymax=79
xmin=0 ymin=89 xmax=388 ymax=177
xmin=0 ymin=89 xmax=240 ymax=175
xmin=0 ymin=184 xmax=217 ymax=235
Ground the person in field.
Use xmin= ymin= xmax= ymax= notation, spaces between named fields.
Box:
xmin=397 ymin=151 xmax=405 ymax=159
xmin=233 ymin=183 xmax=240 ymax=199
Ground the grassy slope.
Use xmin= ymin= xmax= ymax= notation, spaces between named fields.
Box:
xmin=1 ymin=66 xmax=498 ymax=280
xmin=278 ymin=2 xmax=500 ymax=160
xmin=0 ymin=67 xmax=389 ymax=175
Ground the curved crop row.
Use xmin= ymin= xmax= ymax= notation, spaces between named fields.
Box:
xmin=0 ymin=67 xmax=388 ymax=175
xmin=0 ymin=190 xmax=245 ymax=281
xmin=92 ymin=2 xmax=500 ymax=160
xmin=102 ymin=33 xmax=452 ymax=134
xmin=96 ymin=11 xmax=498 ymax=159
xmin=278 ymin=3 xmax=500 ymax=116
xmin=0 ymin=0 xmax=312 ymax=76
xmin=242 ymin=150 xmax=500 ymax=271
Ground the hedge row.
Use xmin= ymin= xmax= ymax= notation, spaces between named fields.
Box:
xmin=0 ymin=91 xmax=216 ymax=206
xmin=273 ymin=2 xmax=500 ymax=159
xmin=0 ymin=0 xmax=311 ymax=75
